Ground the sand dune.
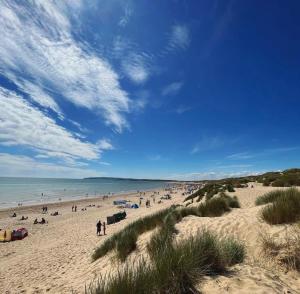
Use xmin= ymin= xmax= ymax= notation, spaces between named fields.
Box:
xmin=1 ymin=184 xmax=300 ymax=293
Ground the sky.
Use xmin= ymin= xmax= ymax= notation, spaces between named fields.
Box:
xmin=0 ymin=0 xmax=300 ymax=180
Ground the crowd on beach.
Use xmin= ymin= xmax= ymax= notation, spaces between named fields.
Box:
xmin=2 ymin=184 xmax=190 ymax=244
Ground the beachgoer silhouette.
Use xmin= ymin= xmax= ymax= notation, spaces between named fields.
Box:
xmin=96 ymin=220 xmax=102 ymax=236
xmin=75 ymin=205 xmax=77 ymax=212
xmin=103 ymin=222 xmax=106 ymax=235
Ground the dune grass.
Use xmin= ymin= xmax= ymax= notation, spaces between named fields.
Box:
xmin=259 ymin=188 xmax=300 ymax=224
xmin=87 ymin=230 xmax=245 ymax=294
xmin=220 ymin=192 xmax=240 ymax=208
xmin=92 ymin=207 xmax=176 ymax=261
xmin=261 ymin=227 xmax=300 ymax=271
xmin=255 ymin=189 xmax=286 ymax=206
xmin=93 ymin=195 xmax=239 ymax=262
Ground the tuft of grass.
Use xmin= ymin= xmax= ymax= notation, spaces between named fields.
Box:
xmin=255 ymin=189 xmax=286 ymax=206
xmin=198 ymin=197 xmax=231 ymax=217
xmin=220 ymin=192 xmax=240 ymax=208
xmin=260 ymin=188 xmax=300 ymax=224
xmin=88 ymin=231 xmax=245 ymax=294
xmin=260 ymin=227 xmax=300 ymax=271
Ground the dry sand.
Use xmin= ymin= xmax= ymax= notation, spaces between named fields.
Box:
xmin=1 ymin=183 xmax=300 ymax=293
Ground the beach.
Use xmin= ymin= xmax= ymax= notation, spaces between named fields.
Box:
xmin=1 ymin=183 xmax=300 ymax=293
xmin=0 ymin=187 xmax=183 ymax=293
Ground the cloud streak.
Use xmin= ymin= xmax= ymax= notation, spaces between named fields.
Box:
xmin=168 ymin=25 xmax=190 ymax=51
xmin=0 ymin=87 xmax=106 ymax=161
xmin=0 ymin=1 xmax=130 ymax=132
xmin=162 ymin=82 xmax=183 ymax=96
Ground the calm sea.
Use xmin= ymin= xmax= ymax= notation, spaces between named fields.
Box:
xmin=0 ymin=177 xmax=169 ymax=208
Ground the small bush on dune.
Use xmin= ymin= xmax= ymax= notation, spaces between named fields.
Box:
xmin=260 ymin=188 xmax=300 ymax=224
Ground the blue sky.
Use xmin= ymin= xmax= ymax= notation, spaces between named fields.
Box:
xmin=0 ymin=0 xmax=300 ymax=180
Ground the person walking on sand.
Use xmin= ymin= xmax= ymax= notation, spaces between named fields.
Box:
xmin=103 ymin=222 xmax=106 ymax=235
xmin=75 ymin=205 xmax=77 ymax=212
xmin=96 ymin=220 xmax=102 ymax=236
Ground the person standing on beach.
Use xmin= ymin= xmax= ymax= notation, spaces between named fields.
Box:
xmin=75 ymin=205 xmax=77 ymax=212
xmin=96 ymin=220 xmax=102 ymax=236
xmin=103 ymin=222 xmax=106 ymax=235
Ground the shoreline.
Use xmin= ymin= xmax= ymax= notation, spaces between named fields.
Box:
xmin=0 ymin=184 xmax=175 ymax=216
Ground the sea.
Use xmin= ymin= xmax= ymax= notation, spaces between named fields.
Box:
xmin=0 ymin=177 xmax=170 ymax=209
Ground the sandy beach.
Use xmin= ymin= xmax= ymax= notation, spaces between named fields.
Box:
xmin=1 ymin=183 xmax=300 ymax=293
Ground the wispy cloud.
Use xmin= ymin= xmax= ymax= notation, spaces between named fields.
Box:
xmin=226 ymin=152 xmax=254 ymax=160
xmin=167 ymin=170 xmax=262 ymax=181
xmin=122 ymin=53 xmax=151 ymax=84
xmin=168 ymin=25 xmax=190 ymax=51
xmin=0 ymin=87 xmax=109 ymax=161
xmin=191 ymin=136 xmax=224 ymax=154
xmin=175 ymin=105 xmax=191 ymax=114
xmin=0 ymin=1 xmax=130 ymax=132
xmin=148 ymin=155 xmax=162 ymax=161
xmin=227 ymin=147 xmax=299 ymax=160
xmin=119 ymin=4 xmax=133 ymax=27
xmin=162 ymin=82 xmax=183 ymax=96
xmin=0 ymin=153 xmax=102 ymax=178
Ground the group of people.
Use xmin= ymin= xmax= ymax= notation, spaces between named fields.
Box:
xmin=71 ymin=205 xmax=77 ymax=212
xmin=96 ymin=220 xmax=106 ymax=236
xmin=42 ymin=206 xmax=48 ymax=213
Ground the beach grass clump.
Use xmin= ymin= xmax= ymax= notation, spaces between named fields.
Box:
xmin=260 ymin=188 xmax=300 ymax=224
xmin=197 ymin=197 xmax=231 ymax=217
xmin=220 ymin=192 xmax=240 ymax=208
xmin=255 ymin=189 xmax=286 ymax=206
xmin=261 ymin=228 xmax=300 ymax=271
xmin=88 ymin=231 xmax=245 ymax=294
xmin=92 ymin=207 xmax=176 ymax=262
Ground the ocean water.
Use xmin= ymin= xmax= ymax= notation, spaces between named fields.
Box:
xmin=0 ymin=177 xmax=169 ymax=208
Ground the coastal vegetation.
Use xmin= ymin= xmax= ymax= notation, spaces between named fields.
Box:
xmin=261 ymin=227 xmax=300 ymax=271
xmin=88 ymin=230 xmax=245 ymax=294
xmin=184 ymin=168 xmax=300 ymax=203
xmin=93 ymin=195 xmax=240 ymax=263
xmin=92 ymin=207 xmax=176 ymax=261
xmin=257 ymin=188 xmax=300 ymax=224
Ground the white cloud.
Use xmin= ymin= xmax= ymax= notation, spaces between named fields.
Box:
xmin=0 ymin=1 xmax=130 ymax=132
xmin=0 ymin=153 xmax=101 ymax=178
xmin=0 ymin=87 xmax=108 ymax=161
xmin=168 ymin=25 xmax=190 ymax=51
xmin=162 ymin=82 xmax=183 ymax=96
xmin=17 ymin=80 xmax=63 ymax=119
xmin=96 ymin=139 xmax=114 ymax=151
xmin=122 ymin=53 xmax=150 ymax=84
